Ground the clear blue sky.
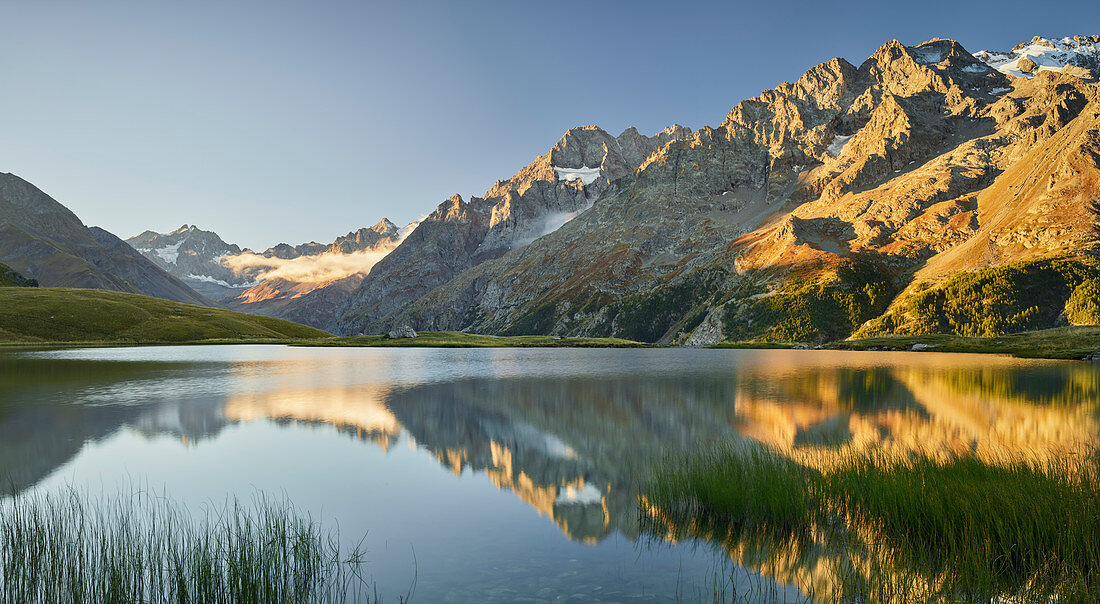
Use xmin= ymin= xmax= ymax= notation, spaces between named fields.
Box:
xmin=1 ymin=0 xmax=1096 ymax=249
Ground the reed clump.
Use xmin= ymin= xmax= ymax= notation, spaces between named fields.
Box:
xmin=0 ymin=488 xmax=388 ymax=603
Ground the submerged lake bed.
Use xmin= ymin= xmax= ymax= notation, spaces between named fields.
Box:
xmin=1 ymin=345 xmax=1097 ymax=602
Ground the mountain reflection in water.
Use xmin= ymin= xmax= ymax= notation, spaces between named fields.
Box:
xmin=0 ymin=347 xmax=1097 ymax=600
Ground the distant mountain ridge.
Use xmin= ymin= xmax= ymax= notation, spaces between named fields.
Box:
xmin=976 ymin=35 xmax=1099 ymax=78
xmin=257 ymin=219 xmax=400 ymax=259
xmin=125 ymin=218 xmax=406 ymax=328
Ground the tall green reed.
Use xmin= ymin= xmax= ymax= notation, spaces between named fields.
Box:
xmin=0 ymin=487 xmax=399 ymax=603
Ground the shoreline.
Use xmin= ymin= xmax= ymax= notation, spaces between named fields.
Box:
xmin=2 ymin=327 xmax=1098 ymax=360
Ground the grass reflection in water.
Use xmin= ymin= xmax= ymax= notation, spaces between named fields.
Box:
xmin=642 ymin=446 xmax=1100 ymax=603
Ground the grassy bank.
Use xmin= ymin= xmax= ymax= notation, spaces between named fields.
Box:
xmin=0 ymin=288 xmax=330 ymax=344
xmin=294 ymin=331 xmax=647 ymax=348
xmin=0 ymin=489 xmax=393 ymax=603
xmin=642 ymin=447 xmax=1100 ymax=602
xmin=830 ymin=325 xmax=1100 ymax=359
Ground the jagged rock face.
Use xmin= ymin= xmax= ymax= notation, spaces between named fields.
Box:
xmin=0 ymin=173 xmax=209 ymax=305
xmin=336 ymin=124 xmax=692 ymax=334
xmin=335 ymin=35 xmax=1100 ymax=344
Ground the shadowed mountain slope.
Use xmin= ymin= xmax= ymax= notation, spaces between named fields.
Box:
xmin=0 ymin=173 xmax=209 ymax=306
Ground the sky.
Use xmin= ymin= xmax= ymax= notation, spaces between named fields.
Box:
xmin=1 ymin=1 xmax=1097 ymax=250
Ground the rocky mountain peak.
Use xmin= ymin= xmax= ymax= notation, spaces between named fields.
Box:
xmin=863 ymin=38 xmax=909 ymax=65
xmin=548 ymin=126 xmax=620 ymax=175
xmin=654 ymin=124 xmax=692 ymax=146
xmin=127 ymin=224 xmax=239 ymax=258
xmin=328 ymin=220 xmax=403 ymax=254
xmin=786 ymin=58 xmax=860 ymax=103
xmin=420 ymin=193 xmax=481 ymax=228
xmin=0 ymin=172 xmax=87 ymax=235
xmin=330 ymin=32 xmax=1100 ymax=346
xmin=370 ymin=218 xmax=399 ymax=237
xmin=859 ymin=38 xmax=955 ymax=97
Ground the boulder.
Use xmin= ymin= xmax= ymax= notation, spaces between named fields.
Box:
xmin=387 ymin=325 xmax=418 ymax=339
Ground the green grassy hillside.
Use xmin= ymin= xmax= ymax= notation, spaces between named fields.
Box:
xmin=0 ymin=288 xmax=329 ymax=343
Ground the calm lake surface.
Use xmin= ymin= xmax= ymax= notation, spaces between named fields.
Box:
xmin=1 ymin=345 xmax=1097 ymax=602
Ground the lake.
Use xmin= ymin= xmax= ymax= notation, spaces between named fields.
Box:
xmin=1 ymin=345 xmax=1097 ymax=602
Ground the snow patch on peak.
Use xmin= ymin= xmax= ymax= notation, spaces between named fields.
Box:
xmin=912 ymin=46 xmax=947 ymax=65
xmin=553 ymin=166 xmax=601 ymax=185
xmin=827 ymin=134 xmax=854 ymax=158
xmin=155 ymin=241 xmax=183 ymax=264
xmin=185 ymin=274 xmax=257 ymax=288
xmin=975 ymin=35 xmax=1099 ymax=78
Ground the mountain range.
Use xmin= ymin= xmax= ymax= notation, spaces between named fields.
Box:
xmin=332 ymin=34 xmax=1100 ymax=343
xmin=3 ymin=34 xmax=1099 ymax=344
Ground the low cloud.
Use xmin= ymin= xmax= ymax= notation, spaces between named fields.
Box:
xmin=219 ymin=217 xmax=424 ymax=285
xmin=510 ymin=202 xmax=593 ymax=249
xmin=221 ymin=246 xmax=396 ymax=284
